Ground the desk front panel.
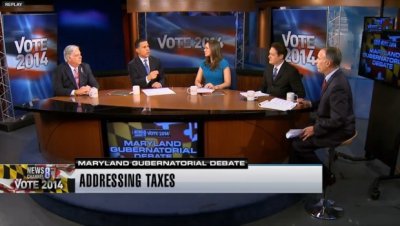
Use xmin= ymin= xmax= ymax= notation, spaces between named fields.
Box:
xmin=18 ymin=88 xmax=309 ymax=163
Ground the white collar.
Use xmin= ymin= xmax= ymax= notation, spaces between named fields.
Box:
xmin=139 ymin=57 xmax=149 ymax=63
xmin=274 ymin=61 xmax=284 ymax=72
xmin=68 ymin=64 xmax=79 ymax=72
xmin=325 ymin=67 xmax=340 ymax=82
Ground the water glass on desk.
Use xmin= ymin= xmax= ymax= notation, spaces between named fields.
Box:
xmin=286 ymin=92 xmax=298 ymax=102
xmin=132 ymin=85 xmax=140 ymax=95
xmin=246 ymin=90 xmax=257 ymax=101
xmin=187 ymin=86 xmax=198 ymax=95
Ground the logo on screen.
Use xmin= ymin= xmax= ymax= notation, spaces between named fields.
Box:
xmin=146 ymin=130 xmax=170 ymax=137
xmin=133 ymin=130 xmax=146 ymax=137
xmin=26 ymin=166 xmax=53 ymax=179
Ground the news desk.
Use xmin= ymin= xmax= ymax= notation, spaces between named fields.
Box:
xmin=17 ymin=87 xmax=309 ymax=163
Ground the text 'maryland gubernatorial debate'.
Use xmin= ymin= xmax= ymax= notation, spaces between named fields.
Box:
xmin=0 ymin=159 xmax=322 ymax=193
xmin=106 ymin=122 xmax=199 ymax=158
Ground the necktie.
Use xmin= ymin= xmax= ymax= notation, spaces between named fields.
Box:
xmin=322 ymin=79 xmax=327 ymax=93
xmin=73 ymin=68 xmax=80 ymax=88
xmin=272 ymin=67 xmax=278 ymax=80
xmin=144 ymin=59 xmax=150 ymax=74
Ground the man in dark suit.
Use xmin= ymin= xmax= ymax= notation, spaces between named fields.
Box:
xmin=128 ymin=38 xmax=165 ymax=88
xmin=53 ymin=45 xmax=99 ymax=96
xmin=292 ymin=47 xmax=356 ymax=186
xmin=261 ymin=42 xmax=305 ymax=99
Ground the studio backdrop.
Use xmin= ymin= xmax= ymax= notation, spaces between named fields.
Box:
xmin=272 ymin=9 xmax=327 ymax=101
xmin=2 ymin=14 xmax=57 ymax=109
xmin=146 ymin=13 xmax=236 ymax=69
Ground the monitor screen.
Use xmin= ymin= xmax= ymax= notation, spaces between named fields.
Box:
xmin=364 ymin=17 xmax=395 ymax=32
xmin=358 ymin=31 xmax=400 ymax=87
xmin=55 ymin=0 xmax=126 ymax=72
xmin=105 ymin=121 xmax=201 ymax=158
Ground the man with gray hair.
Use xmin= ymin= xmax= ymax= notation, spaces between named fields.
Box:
xmin=53 ymin=45 xmax=99 ymax=96
xmin=291 ymin=47 xmax=355 ymax=188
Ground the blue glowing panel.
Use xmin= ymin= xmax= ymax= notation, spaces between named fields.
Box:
xmin=55 ymin=0 xmax=126 ymax=72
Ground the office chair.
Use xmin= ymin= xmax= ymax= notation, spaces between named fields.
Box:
xmin=305 ymin=131 xmax=358 ymax=220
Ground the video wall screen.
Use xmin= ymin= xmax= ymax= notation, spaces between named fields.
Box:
xmin=146 ymin=12 xmax=236 ymax=69
xmin=358 ymin=31 xmax=400 ymax=87
xmin=364 ymin=17 xmax=395 ymax=32
xmin=105 ymin=121 xmax=201 ymax=158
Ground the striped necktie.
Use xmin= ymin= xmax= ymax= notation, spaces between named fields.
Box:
xmin=73 ymin=68 xmax=79 ymax=88
xmin=144 ymin=59 xmax=150 ymax=74
xmin=272 ymin=67 xmax=278 ymax=80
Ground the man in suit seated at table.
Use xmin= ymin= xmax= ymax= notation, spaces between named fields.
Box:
xmin=53 ymin=45 xmax=99 ymax=96
xmin=261 ymin=42 xmax=305 ymax=99
xmin=128 ymin=38 xmax=165 ymax=88
xmin=292 ymin=47 xmax=355 ymax=187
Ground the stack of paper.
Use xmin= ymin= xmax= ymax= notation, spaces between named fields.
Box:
xmin=197 ymin=88 xmax=214 ymax=94
xmin=142 ymin=88 xmax=176 ymax=96
xmin=258 ymin=98 xmax=297 ymax=111
xmin=285 ymin=129 xmax=303 ymax=139
xmin=240 ymin=91 xmax=269 ymax=98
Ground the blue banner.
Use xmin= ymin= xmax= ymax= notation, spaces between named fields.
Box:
xmin=3 ymin=14 xmax=57 ymax=106
xmin=272 ymin=9 xmax=327 ymax=101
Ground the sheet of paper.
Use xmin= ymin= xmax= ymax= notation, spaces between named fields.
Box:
xmin=258 ymin=98 xmax=297 ymax=111
xmin=286 ymin=129 xmax=303 ymax=139
xmin=240 ymin=91 xmax=269 ymax=98
xmin=142 ymin=88 xmax=176 ymax=96
xmin=197 ymin=88 xmax=214 ymax=94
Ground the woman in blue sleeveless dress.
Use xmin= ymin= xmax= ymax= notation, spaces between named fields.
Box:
xmin=194 ymin=40 xmax=231 ymax=90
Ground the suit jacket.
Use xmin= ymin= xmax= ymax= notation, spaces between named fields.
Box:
xmin=313 ymin=69 xmax=355 ymax=146
xmin=261 ymin=61 xmax=305 ymax=98
xmin=127 ymin=56 xmax=165 ymax=88
xmin=53 ymin=62 xmax=99 ymax=96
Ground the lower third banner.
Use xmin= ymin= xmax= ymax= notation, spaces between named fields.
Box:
xmin=0 ymin=162 xmax=322 ymax=193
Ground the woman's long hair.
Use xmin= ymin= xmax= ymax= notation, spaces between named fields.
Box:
xmin=205 ymin=40 xmax=222 ymax=70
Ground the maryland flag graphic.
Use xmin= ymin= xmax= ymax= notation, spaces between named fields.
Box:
xmin=0 ymin=164 xmax=75 ymax=193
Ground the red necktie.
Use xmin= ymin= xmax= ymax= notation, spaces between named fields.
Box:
xmin=322 ymin=79 xmax=327 ymax=93
xmin=73 ymin=68 xmax=80 ymax=88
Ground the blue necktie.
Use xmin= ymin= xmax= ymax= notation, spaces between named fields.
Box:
xmin=272 ymin=67 xmax=278 ymax=80
xmin=144 ymin=59 xmax=150 ymax=74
